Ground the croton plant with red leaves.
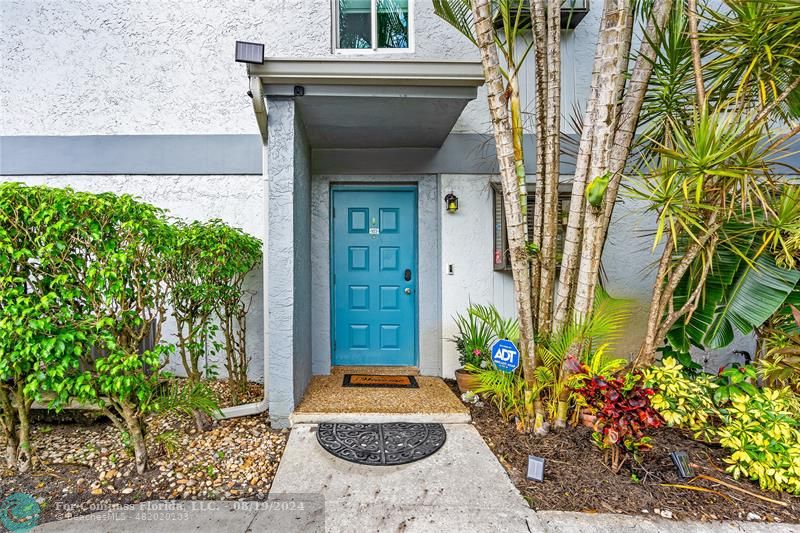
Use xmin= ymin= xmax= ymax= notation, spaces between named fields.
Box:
xmin=574 ymin=370 xmax=664 ymax=473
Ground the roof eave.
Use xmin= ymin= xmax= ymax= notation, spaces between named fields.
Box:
xmin=247 ymin=57 xmax=485 ymax=87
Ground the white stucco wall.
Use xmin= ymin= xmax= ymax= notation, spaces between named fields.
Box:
xmin=0 ymin=1 xmax=601 ymax=137
xmin=0 ymin=175 xmax=266 ymax=383
xmin=440 ymin=174 xmax=668 ymax=377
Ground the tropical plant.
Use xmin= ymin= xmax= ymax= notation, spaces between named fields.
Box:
xmin=632 ymin=0 xmax=800 ymax=366
xmin=573 ymin=370 xmax=663 ymax=474
xmin=465 ymin=288 xmax=630 ymax=431
xmin=468 ymin=303 xmax=520 ymax=344
xmin=759 ymin=305 xmax=800 ymax=391
xmin=434 ymin=0 xmax=683 ymax=434
xmin=717 ymin=387 xmax=800 ymax=495
xmin=646 ymin=356 xmax=800 ymax=494
xmin=465 ymin=363 xmax=536 ymax=431
xmin=713 ymin=364 xmax=759 ymax=405
xmin=452 ymin=308 xmax=495 ymax=368
xmin=434 ymin=0 xmax=540 ymax=429
xmin=645 ymin=356 xmax=718 ymax=441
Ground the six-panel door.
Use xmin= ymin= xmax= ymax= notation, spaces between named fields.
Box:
xmin=331 ymin=187 xmax=417 ymax=366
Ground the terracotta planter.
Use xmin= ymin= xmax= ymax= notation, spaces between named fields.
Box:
xmin=579 ymin=408 xmax=597 ymax=428
xmin=455 ymin=368 xmax=480 ymax=393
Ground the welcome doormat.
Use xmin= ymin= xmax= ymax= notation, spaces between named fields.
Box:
xmin=342 ymin=374 xmax=419 ymax=388
xmin=317 ymin=422 xmax=445 ymax=465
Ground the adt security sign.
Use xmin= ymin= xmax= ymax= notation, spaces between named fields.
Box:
xmin=491 ymin=339 xmax=520 ymax=372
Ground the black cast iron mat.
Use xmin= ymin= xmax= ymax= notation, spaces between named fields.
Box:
xmin=316 ymin=422 xmax=446 ymax=465
xmin=342 ymin=374 xmax=419 ymax=388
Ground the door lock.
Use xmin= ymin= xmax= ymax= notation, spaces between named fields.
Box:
xmin=404 ymin=269 xmax=412 ymax=281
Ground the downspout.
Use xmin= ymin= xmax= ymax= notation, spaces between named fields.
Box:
xmin=218 ymin=74 xmax=270 ymax=419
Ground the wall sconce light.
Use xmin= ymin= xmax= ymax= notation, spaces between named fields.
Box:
xmin=444 ymin=193 xmax=459 ymax=213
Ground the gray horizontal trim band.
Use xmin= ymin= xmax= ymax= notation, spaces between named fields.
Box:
xmin=0 ymin=134 xmax=263 ymax=175
xmin=4 ymin=133 xmax=798 ymax=177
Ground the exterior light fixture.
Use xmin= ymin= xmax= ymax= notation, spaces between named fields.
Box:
xmin=526 ymin=455 xmax=545 ymax=482
xmin=235 ymin=41 xmax=265 ymax=64
xmin=444 ymin=193 xmax=459 ymax=213
xmin=670 ymin=451 xmax=695 ymax=479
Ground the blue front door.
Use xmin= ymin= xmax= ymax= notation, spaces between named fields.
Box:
xmin=331 ymin=186 xmax=417 ymax=366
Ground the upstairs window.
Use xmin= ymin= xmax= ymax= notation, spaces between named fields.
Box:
xmin=336 ymin=0 xmax=413 ymax=52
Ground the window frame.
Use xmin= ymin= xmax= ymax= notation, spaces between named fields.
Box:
xmin=491 ymin=182 xmax=572 ymax=272
xmin=332 ymin=0 xmax=415 ymax=54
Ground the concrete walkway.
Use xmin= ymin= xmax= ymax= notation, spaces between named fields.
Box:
xmin=34 ymin=423 xmax=796 ymax=532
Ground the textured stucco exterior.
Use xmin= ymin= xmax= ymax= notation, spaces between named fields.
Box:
xmin=0 ymin=174 xmax=266 ymax=382
xmin=0 ymin=0 xmax=600 ymax=137
xmin=310 ymin=174 xmax=442 ymax=377
xmin=1 ymin=0 xmax=752 ymax=425
xmin=266 ymin=98 xmax=312 ymax=426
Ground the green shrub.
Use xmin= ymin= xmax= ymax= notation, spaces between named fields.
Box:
xmin=644 ymin=357 xmax=718 ymax=441
xmin=0 ymin=183 xmax=221 ymax=474
xmin=717 ymin=387 xmax=800 ymax=494
xmin=165 ymin=219 xmax=261 ymax=404
xmin=646 ymin=357 xmax=800 ymax=494
xmin=0 ymin=184 xmax=90 ymax=471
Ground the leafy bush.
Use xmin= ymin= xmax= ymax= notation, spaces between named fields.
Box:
xmin=452 ymin=303 xmax=518 ymax=369
xmin=574 ymin=371 xmax=663 ymax=473
xmin=647 ymin=357 xmax=800 ymax=494
xmin=212 ymin=223 xmax=262 ymax=403
xmin=644 ymin=357 xmax=718 ymax=441
xmin=717 ymin=387 xmax=800 ymax=494
xmin=0 ymin=184 xmax=91 ymax=471
xmin=165 ymin=220 xmax=261 ymax=404
xmin=459 ymin=289 xmax=630 ymax=433
xmin=0 ymin=183 xmax=223 ymax=474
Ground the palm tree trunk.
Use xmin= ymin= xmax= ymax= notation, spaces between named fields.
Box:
xmin=530 ymin=0 xmax=548 ymax=332
xmin=598 ymin=0 xmax=675 ymax=247
xmin=573 ymin=0 xmax=632 ymax=321
xmin=471 ymin=0 xmax=536 ymax=403
xmin=537 ymin=0 xmax=562 ymax=335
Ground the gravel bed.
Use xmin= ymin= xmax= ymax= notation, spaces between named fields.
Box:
xmin=0 ymin=380 xmax=287 ymax=524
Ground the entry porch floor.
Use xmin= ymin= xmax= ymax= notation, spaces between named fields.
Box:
xmin=290 ymin=366 xmax=470 ymax=424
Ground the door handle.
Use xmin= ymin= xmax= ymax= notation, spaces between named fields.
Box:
xmin=404 ymin=269 xmax=412 ymax=281
xmin=404 ymin=288 xmax=412 ymax=295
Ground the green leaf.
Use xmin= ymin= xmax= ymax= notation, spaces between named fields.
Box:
xmin=704 ymin=254 xmax=800 ymax=349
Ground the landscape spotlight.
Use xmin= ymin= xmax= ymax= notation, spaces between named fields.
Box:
xmin=670 ymin=451 xmax=695 ymax=479
xmin=526 ymin=455 xmax=545 ymax=482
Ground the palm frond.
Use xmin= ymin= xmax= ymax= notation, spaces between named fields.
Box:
xmin=433 ymin=0 xmax=477 ymax=46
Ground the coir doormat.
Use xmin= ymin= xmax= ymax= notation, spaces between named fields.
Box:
xmin=342 ymin=374 xmax=419 ymax=388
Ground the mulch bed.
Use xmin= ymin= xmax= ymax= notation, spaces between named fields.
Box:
xmin=0 ymin=379 xmax=287 ymax=525
xmin=446 ymin=379 xmax=800 ymax=524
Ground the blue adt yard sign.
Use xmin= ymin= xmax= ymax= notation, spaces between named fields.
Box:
xmin=491 ymin=339 xmax=520 ymax=372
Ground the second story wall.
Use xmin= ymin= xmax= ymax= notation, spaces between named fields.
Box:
xmin=1 ymin=0 xmax=601 ymax=138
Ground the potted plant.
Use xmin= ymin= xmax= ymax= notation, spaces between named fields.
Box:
xmin=452 ymin=309 xmax=493 ymax=393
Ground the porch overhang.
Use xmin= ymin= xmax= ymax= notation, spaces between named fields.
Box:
xmin=247 ymin=58 xmax=484 ymax=148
